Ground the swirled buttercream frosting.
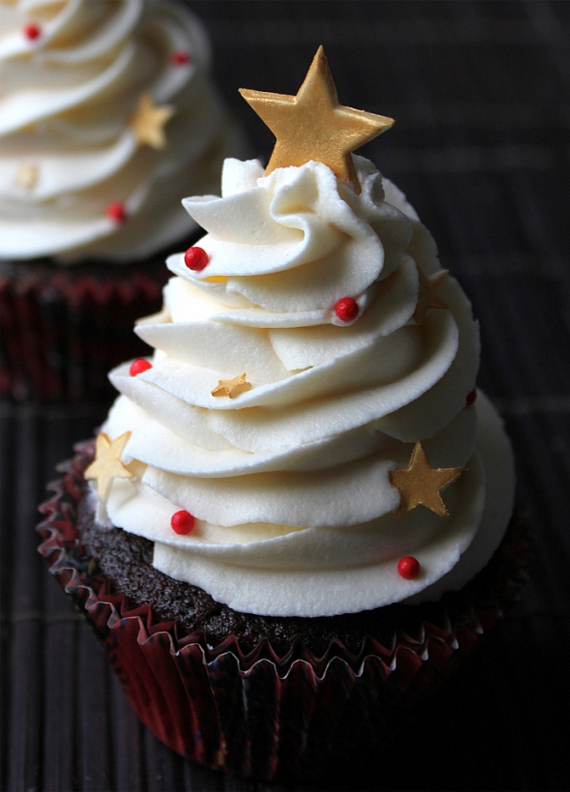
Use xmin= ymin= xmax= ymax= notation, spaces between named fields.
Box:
xmin=0 ymin=0 xmax=242 ymax=262
xmin=92 ymin=155 xmax=515 ymax=617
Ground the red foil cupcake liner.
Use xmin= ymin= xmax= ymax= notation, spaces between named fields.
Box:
xmin=0 ymin=259 xmax=168 ymax=402
xmin=37 ymin=445 xmax=528 ymax=780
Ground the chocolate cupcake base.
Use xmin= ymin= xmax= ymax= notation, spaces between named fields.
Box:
xmin=37 ymin=442 xmax=528 ymax=780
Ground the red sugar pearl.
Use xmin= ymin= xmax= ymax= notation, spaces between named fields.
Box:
xmin=23 ymin=23 xmax=41 ymax=41
xmin=171 ymin=510 xmax=195 ymax=535
xmin=129 ymin=358 xmax=152 ymax=376
xmin=397 ymin=556 xmax=421 ymax=580
xmin=171 ymin=50 xmax=191 ymax=66
xmin=466 ymin=388 xmax=477 ymax=407
xmin=335 ymin=296 xmax=359 ymax=322
xmin=184 ymin=246 xmax=209 ymax=271
xmin=106 ymin=201 xmax=128 ymax=224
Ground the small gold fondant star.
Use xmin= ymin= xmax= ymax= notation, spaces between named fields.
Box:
xmin=389 ymin=442 xmax=462 ymax=518
xmin=14 ymin=163 xmax=39 ymax=190
xmin=130 ymin=93 xmax=174 ymax=150
xmin=85 ymin=432 xmax=134 ymax=503
xmin=414 ymin=268 xmax=449 ymax=326
xmin=239 ymin=45 xmax=394 ymax=193
xmin=211 ymin=373 xmax=252 ymax=399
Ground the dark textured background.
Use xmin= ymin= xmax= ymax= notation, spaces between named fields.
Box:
xmin=2 ymin=1 xmax=570 ymax=790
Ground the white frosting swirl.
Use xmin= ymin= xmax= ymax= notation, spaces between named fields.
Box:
xmin=99 ymin=156 xmax=515 ymax=617
xmin=0 ymin=0 xmax=243 ymax=262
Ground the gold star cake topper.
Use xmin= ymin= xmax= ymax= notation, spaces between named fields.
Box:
xmin=389 ymin=442 xmax=462 ymax=518
xmin=130 ymin=93 xmax=174 ymax=150
xmin=211 ymin=373 xmax=252 ymax=399
xmin=239 ymin=45 xmax=394 ymax=193
xmin=414 ymin=268 xmax=449 ymax=326
xmin=85 ymin=432 xmax=134 ymax=503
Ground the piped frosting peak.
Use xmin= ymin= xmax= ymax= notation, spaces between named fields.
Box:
xmin=85 ymin=154 xmax=514 ymax=616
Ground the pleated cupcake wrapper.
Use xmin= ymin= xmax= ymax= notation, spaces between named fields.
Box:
xmin=0 ymin=260 xmax=167 ymax=402
xmin=37 ymin=445 xmax=528 ymax=780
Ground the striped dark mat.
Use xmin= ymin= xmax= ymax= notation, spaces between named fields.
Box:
xmin=2 ymin=2 xmax=570 ymax=790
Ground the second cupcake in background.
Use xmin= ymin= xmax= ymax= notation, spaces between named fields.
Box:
xmin=0 ymin=0 xmax=246 ymax=401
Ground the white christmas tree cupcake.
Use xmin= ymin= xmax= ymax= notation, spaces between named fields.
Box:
xmin=40 ymin=47 xmax=523 ymax=781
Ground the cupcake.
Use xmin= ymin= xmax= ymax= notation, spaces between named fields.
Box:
xmin=38 ymin=47 xmax=525 ymax=780
xmin=0 ymin=0 xmax=246 ymax=401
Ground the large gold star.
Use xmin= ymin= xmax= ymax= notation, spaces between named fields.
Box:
xmin=211 ymin=373 xmax=252 ymax=399
xmin=239 ymin=45 xmax=394 ymax=193
xmin=85 ymin=432 xmax=134 ymax=503
xmin=389 ymin=442 xmax=462 ymax=518
xmin=413 ymin=268 xmax=449 ymax=326
xmin=130 ymin=93 xmax=174 ymax=150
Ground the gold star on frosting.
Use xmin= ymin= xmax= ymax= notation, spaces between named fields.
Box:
xmin=130 ymin=93 xmax=174 ymax=150
xmin=211 ymin=373 xmax=252 ymax=399
xmin=239 ymin=45 xmax=394 ymax=193
xmin=14 ymin=163 xmax=39 ymax=190
xmin=85 ymin=432 xmax=134 ymax=503
xmin=413 ymin=268 xmax=449 ymax=326
xmin=389 ymin=442 xmax=462 ymax=518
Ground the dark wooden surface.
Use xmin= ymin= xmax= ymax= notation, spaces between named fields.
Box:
xmin=2 ymin=2 xmax=570 ymax=790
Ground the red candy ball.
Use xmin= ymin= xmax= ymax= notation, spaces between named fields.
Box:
xmin=170 ymin=510 xmax=195 ymax=535
xmin=335 ymin=296 xmax=359 ymax=322
xmin=466 ymin=388 xmax=477 ymax=407
xmin=106 ymin=201 xmax=128 ymax=224
xmin=184 ymin=246 xmax=209 ymax=271
xmin=171 ymin=50 xmax=191 ymax=66
xmin=129 ymin=358 xmax=152 ymax=376
xmin=23 ymin=23 xmax=41 ymax=40
xmin=397 ymin=556 xmax=421 ymax=580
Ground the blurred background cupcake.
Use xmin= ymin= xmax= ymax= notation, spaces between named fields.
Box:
xmin=0 ymin=0 xmax=247 ymax=402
